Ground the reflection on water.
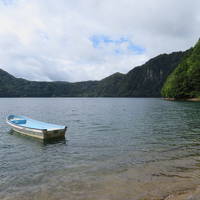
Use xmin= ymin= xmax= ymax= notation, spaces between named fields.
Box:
xmin=0 ymin=98 xmax=200 ymax=200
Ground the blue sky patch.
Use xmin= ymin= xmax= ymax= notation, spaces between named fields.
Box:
xmin=127 ymin=43 xmax=145 ymax=54
xmin=90 ymin=35 xmax=145 ymax=55
xmin=1 ymin=0 xmax=14 ymax=6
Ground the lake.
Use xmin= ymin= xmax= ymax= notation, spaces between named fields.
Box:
xmin=1 ymin=98 xmax=200 ymax=200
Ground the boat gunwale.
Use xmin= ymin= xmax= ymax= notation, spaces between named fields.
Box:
xmin=6 ymin=118 xmax=46 ymax=132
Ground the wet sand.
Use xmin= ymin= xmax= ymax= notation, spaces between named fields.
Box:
xmin=93 ymin=157 xmax=200 ymax=200
xmin=163 ymin=186 xmax=200 ymax=200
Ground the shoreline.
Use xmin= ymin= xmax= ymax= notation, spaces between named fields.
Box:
xmin=164 ymin=97 xmax=200 ymax=102
xmin=163 ymin=186 xmax=200 ymax=200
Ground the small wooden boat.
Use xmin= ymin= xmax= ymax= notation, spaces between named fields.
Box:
xmin=7 ymin=115 xmax=67 ymax=140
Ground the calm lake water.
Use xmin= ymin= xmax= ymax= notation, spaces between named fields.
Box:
xmin=1 ymin=98 xmax=200 ymax=200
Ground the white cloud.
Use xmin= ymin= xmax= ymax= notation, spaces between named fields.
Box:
xmin=0 ymin=0 xmax=199 ymax=81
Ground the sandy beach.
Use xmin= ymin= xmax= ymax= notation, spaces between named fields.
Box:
xmin=91 ymin=156 xmax=200 ymax=200
xmin=163 ymin=186 xmax=200 ymax=200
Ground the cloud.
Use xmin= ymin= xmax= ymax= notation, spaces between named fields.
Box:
xmin=0 ymin=0 xmax=199 ymax=81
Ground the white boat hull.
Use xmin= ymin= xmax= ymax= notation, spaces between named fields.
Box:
xmin=7 ymin=119 xmax=67 ymax=140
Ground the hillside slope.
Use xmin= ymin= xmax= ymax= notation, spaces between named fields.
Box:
xmin=162 ymin=39 xmax=200 ymax=99
xmin=119 ymin=52 xmax=184 ymax=97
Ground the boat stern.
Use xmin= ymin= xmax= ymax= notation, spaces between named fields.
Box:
xmin=43 ymin=126 xmax=67 ymax=140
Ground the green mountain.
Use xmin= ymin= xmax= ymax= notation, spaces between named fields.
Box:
xmin=162 ymin=39 xmax=200 ymax=99
xmin=0 ymin=51 xmax=185 ymax=97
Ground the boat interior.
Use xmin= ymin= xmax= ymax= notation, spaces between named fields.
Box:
xmin=8 ymin=115 xmax=65 ymax=130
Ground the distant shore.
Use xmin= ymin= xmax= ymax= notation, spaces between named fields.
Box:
xmin=164 ymin=97 xmax=200 ymax=102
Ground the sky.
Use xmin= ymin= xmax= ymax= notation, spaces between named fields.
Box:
xmin=0 ymin=0 xmax=200 ymax=82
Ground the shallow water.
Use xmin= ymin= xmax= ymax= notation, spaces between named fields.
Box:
xmin=1 ymin=98 xmax=200 ymax=200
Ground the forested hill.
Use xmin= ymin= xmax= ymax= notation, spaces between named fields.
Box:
xmin=162 ymin=39 xmax=200 ymax=99
xmin=0 ymin=51 xmax=185 ymax=97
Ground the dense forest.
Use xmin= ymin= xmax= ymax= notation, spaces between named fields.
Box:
xmin=162 ymin=39 xmax=200 ymax=99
